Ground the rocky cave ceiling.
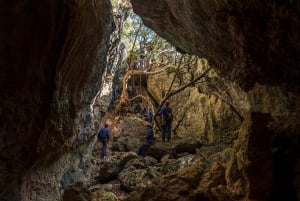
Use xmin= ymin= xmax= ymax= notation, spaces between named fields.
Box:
xmin=131 ymin=0 xmax=300 ymax=91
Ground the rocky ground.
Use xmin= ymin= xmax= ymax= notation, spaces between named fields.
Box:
xmin=61 ymin=108 xmax=238 ymax=201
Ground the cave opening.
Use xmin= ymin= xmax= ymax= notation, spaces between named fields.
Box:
xmin=1 ymin=0 xmax=299 ymax=201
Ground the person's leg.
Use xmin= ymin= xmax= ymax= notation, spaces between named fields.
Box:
xmin=167 ymin=124 xmax=172 ymax=141
xmin=161 ymin=126 xmax=166 ymax=142
xmin=137 ymin=143 xmax=147 ymax=156
xmin=102 ymin=142 xmax=107 ymax=158
xmin=143 ymin=142 xmax=150 ymax=156
xmin=137 ymin=145 xmax=144 ymax=156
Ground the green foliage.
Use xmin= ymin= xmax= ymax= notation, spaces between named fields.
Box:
xmin=122 ymin=12 xmax=141 ymax=51
xmin=111 ymin=0 xmax=118 ymax=5
xmin=111 ymin=0 xmax=130 ymax=8
xmin=164 ymin=67 xmax=176 ymax=74
xmin=122 ymin=12 xmax=173 ymax=59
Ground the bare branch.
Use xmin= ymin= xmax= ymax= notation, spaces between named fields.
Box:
xmin=155 ymin=67 xmax=213 ymax=114
xmin=200 ymin=90 xmax=244 ymax=122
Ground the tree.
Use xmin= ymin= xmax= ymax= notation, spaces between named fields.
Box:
xmin=118 ymin=8 xmax=244 ymax=126
xmin=119 ymin=11 xmax=177 ymax=106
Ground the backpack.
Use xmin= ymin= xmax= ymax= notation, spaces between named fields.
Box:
xmin=98 ymin=128 xmax=108 ymax=143
xmin=165 ymin=107 xmax=173 ymax=124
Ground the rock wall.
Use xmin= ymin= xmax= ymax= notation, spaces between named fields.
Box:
xmin=148 ymin=58 xmax=245 ymax=143
xmin=0 ymin=0 xmax=113 ymax=200
xmin=131 ymin=0 xmax=300 ymax=90
xmin=140 ymin=54 xmax=299 ymax=201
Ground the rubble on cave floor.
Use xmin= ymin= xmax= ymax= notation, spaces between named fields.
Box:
xmin=62 ymin=110 xmax=235 ymax=201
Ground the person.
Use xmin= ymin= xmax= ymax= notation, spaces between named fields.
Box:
xmin=144 ymin=107 xmax=153 ymax=123
xmin=155 ymin=99 xmax=173 ymax=142
xmin=112 ymin=88 xmax=118 ymax=103
xmin=108 ymin=88 xmax=118 ymax=110
xmin=137 ymin=121 xmax=154 ymax=157
xmin=127 ymin=86 xmax=136 ymax=99
xmin=97 ymin=123 xmax=110 ymax=160
xmin=138 ymin=42 xmax=147 ymax=69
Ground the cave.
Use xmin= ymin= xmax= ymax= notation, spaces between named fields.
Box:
xmin=0 ymin=0 xmax=299 ymax=201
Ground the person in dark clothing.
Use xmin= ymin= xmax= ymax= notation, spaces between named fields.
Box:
xmin=138 ymin=42 xmax=147 ymax=69
xmin=109 ymin=88 xmax=118 ymax=110
xmin=144 ymin=107 xmax=153 ymax=123
xmin=156 ymin=99 xmax=173 ymax=142
xmin=127 ymin=86 xmax=136 ymax=99
xmin=97 ymin=123 xmax=110 ymax=160
xmin=137 ymin=121 xmax=154 ymax=157
xmin=112 ymin=88 xmax=118 ymax=104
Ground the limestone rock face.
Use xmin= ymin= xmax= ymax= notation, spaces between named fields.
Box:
xmin=0 ymin=0 xmax=113 ymax=200
xmin=131 ymin=0 xmax=300 ymax=90
xmin=148 ymin=59 xmax=245 ymax=144
xmin=147 ymin=58 xmax=299 ymax=201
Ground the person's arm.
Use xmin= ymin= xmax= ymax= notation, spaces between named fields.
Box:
xmin=146 ymin=128 xmax=153 ymax=140
xmin=156 ymin=106 xmax=166 ymax=116
xmin=146 ymin=129 xmax=151 ymax=140
xmin=106 ymin=128 xmax=110 ymax=142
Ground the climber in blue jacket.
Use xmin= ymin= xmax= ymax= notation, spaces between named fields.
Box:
xmin=97 ymin=123 xmax=110 ymax=160
xmin=156 ymin=99 xmax=173 ymax=142
xmin=137 ymin=121 xmax=154 ymax=157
